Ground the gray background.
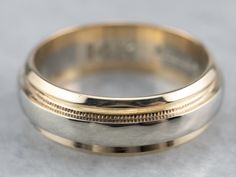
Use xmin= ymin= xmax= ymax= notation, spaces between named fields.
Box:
xmin=0 ymin=0 xmax=235 ymax=176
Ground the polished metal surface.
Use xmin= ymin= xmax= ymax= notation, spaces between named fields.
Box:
xmin=19 ymin=23 xmax=223 ymax=154
xmin=2 ymin=1 xmax=236 ymax=176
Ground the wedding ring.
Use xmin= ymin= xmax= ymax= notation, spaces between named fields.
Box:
xmin=19 ymin=23 xmax=223 ymax=155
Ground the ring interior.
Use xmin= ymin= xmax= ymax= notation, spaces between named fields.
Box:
xmin=33 ymin=24 xmax=209 ymax=97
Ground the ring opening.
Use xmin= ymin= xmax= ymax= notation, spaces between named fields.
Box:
xmin=33 ymin=24 xmax=209 ymax=97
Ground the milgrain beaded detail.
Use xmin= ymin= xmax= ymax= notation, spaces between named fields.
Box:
xmin=25 ymin=80 xmax=216 ymax=124
xmin=19 ymin=23 xmax=223 ymax=154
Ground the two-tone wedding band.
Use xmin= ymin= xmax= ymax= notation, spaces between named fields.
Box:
xmin=19 ymin=23 xmax=223 ymax=155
